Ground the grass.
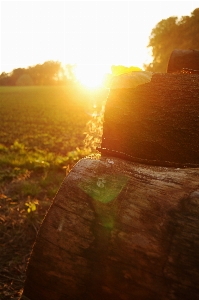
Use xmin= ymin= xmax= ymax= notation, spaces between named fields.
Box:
xmin=0 ymin=85 xmax=107 ymax=299
xmin=0 ymin=85 xmax=91 ymax=153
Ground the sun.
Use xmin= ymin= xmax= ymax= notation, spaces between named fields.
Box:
xmin=74 ymin=64 xmax=108 ymax=89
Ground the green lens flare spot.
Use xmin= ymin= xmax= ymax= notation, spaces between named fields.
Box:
xmin=79 ymin=174 xmax=128 ymax=203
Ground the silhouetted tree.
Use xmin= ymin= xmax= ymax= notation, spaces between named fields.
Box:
xmin=0 ymin=61 xmax=68 ymax=86
xmin=145 ymin=8 xmax=199 ymax=72
xmin=0 ymin=72 xmax=13 ymax=85
xmin=10 ymin=68 xmax=26 ymax=85
xmin=16 ymin=74 xmax=34 ymax=86
xmin=28 ymin=61 xmax=62 ymax=85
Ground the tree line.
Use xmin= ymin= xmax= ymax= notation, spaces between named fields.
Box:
xmin=0 ymin=61 xmax=76 ymax=86
xmin=0 ymin=8 xmax=198 ymax=86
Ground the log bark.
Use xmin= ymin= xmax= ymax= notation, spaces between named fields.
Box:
xmin=100 ymin=72 xmax=199 ymax=167
xmin=167 ymin=49 xmax=199 ymax=73
xmin=22 ymin=157 xmax=199 ymax=300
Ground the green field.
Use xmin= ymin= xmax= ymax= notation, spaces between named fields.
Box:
xmin=0 ymin=86 xmax=92 ymax=152
xmin=0 ymin=85 xmax=107 ymax=299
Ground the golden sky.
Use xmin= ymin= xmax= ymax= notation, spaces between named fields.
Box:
xmin=0 ymin=0 xmax=197 ymax=78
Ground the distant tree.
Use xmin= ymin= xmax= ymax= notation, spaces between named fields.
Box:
xmin=28 ymin=61 xmax=62 ymax=85
xmin=28 ymin=64 xmax=41 ymax=85
xmin=10 ymin=68 xmax=26 ymax=85
xmin=0 ymin=72 xmax=12 ymax=86
xmin=0 ymin=61 xmax=67 ymax=86
xmin=145 ymin=8 xmax=199 ymax=72
xmin=40 ymin=61 xmax=62 ymax=85
xmin=16 ymin=74 xmax=34 ymax=86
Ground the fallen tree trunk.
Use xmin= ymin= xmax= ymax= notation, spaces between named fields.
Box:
xmin=22 ymin=157 xmax=199 ymax=300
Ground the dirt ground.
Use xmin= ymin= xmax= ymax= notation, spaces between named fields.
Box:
xmin=0 ymin=193 xmax=48 ymax=299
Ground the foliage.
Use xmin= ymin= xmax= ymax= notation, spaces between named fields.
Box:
xmin=0 ymin=61 xmax=76 ymax=86
xmin=25 ymin=199 xmax=38 ymax=213
xmin=0 ymin=84 xmax=106 ymax=202
xmin=0 ymin=85 xmax=106 ymax=298
xmin=16 ymin=74 xmax=34 ymax=86
xmin=0 ymin=85 xmax=101 ymax=197
xmin=145 ymin=8 xmax=199 ymax=72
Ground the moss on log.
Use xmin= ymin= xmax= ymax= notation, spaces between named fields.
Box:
xmin=22 ymin=157 xmax=199 ymax=300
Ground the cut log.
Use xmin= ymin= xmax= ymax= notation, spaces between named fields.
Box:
xmin=22 ymin=157 xmax=199 ymax=300
xmin=100 ymin=72 xmax=199 ymax=167
xmin=167 ymin=49 xmax=199 ymax=73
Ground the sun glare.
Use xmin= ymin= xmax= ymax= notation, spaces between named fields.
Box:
xmin=74 ymin=65 xmax=108 ymax=89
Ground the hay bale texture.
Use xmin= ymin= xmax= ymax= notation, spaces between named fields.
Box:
xmin=22 ymin=72 xmax=199 ymax=300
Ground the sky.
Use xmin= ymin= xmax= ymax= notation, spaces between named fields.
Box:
xmin=0 ymin=0 xmax=198 ymax=85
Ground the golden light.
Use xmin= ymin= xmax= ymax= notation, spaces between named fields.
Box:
xmin=74 ymin=64 xmax=108 ymax=89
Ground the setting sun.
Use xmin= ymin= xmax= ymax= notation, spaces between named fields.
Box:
xmin=74 ymin=64 xmax=109 ymax=89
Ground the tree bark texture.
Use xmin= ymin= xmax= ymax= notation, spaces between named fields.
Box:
xmin=167 ymin=49 xmax=199 ymax=73
xmin=100 ymin=73 xmax=199 ymax=167
xmin=22 ymin=157 xmax=199 ymax=300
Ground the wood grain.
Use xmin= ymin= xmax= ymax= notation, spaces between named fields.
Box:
xmin=22 ymin=157 xmax=199 ymax=300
